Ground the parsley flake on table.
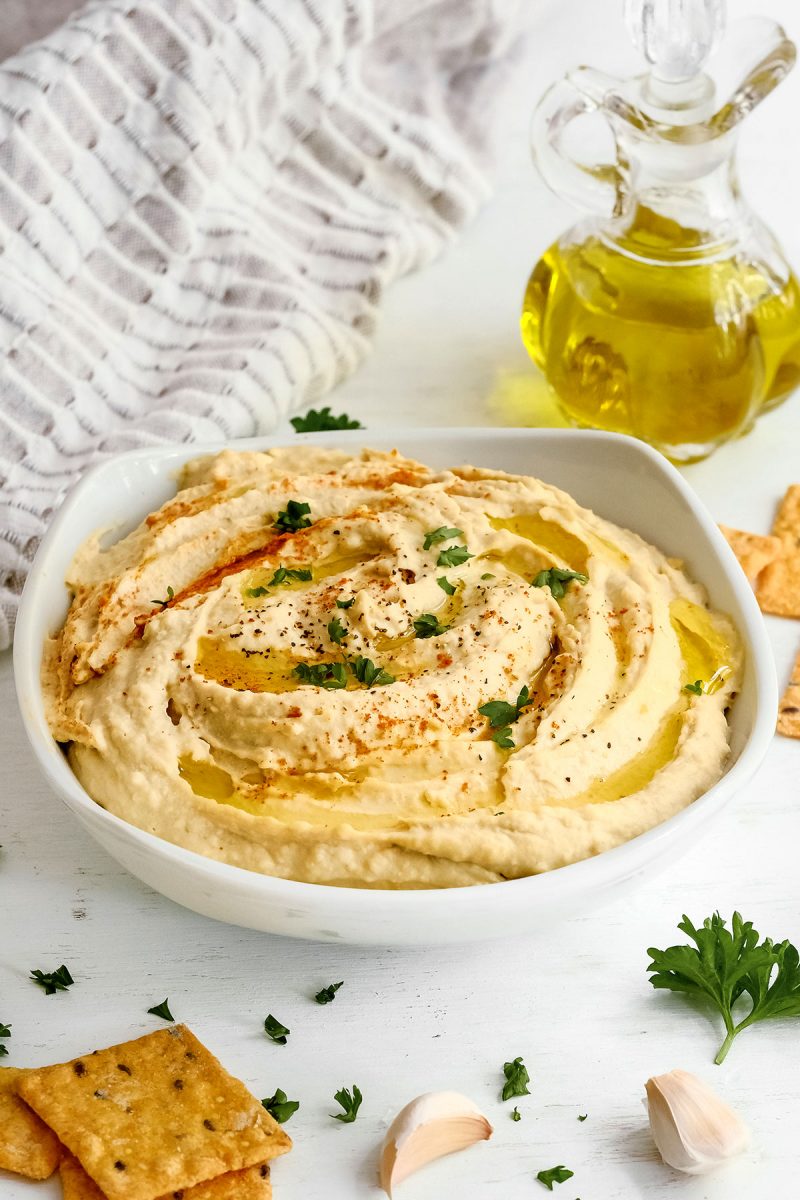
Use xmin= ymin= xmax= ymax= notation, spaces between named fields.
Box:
xmin=147 ymin=998 xmax=174 ymax=1022
xmin=648 ymin=911 xmax=800 ymax=1064
xmin=436 ymin=576 xmax=457 ymax=596
xmin=532 ymin=568 xmax=588 ymax=599
xmin=413 ymin=612 xmax=450 ymax=639
xmin=536 ymin=1165 xmax=574 ymax=1190
xmin=684 ymin=679 xmax=704 ymax=695
xmin=349 ymin=656 xmax=395 ymax=687
xmin=577 ymin=1113 xmax=588 ymax=1122
xmin=151 ymin=586 xmax=174 ymax=608
xmin=336 ymin=596 xmax=355 ymax=609
xmin=437 ymin=544 xmax=473 ymax=568
xmin=501 ymin=1056 xmax=530 ymax=1101
xmin=315 ymin=981 xmax=344 ymax=1005
xmin=0 ymin=1023 xmax=10 ymax=1057
xmin=331 ymin=1084 xmax=362 ymax=1123
xmin=291 ymin=407 xmax=363 ymax=433
xmin=294 ymin=662 xmax=348 ymax=690
xmin=511 ymin=1106 xmax=521 ymax=1122
xmin=423 ymin=526 xmax=463 ymax=551
xmin=275 ymin=500 xmax=312 ymax=533
xmin=479 ymin=685 xmax=532 ymax=749
xmin=262 ymin=1088 xmax=300 ymax=1123
xmin=328 ymin=616 xmax=348 ymax=645
xmin=264 ymin=1014 xmax=290 ymax=1045
xmin=30 ymin=964 xmax=74 ymax=995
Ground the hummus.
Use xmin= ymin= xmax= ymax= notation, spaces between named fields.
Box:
xmin=45 ymin=446 xmax=741 ymax=889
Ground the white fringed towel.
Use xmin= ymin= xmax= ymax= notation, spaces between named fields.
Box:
xmin=0 ymin=0 xmax=526 ymax=648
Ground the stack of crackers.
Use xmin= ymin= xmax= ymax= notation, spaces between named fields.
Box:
xmin=0 ymin=1025 xmax=291 ymax=1199
xmin=721 ymin=483 xmax=800 ymax=738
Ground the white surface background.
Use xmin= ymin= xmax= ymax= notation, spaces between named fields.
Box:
xmin=3 ymin=1 xmax=800 ymax=1197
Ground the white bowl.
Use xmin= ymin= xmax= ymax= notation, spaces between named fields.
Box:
xmin=14 ymin=429 xmax=777 ymax=945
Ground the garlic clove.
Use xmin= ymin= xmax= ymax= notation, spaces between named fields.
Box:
xmin=379 ymin=1091 xmax=493 ymax=1196
xmin=645 ymin=1068 xmax=749 ymax=1176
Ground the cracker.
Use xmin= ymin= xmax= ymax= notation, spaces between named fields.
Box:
xmin=719 ymin=524 xmax=783 ymax=588
xmin=0 ymin=1065 xmax=60 ymax=1179
xmin=771 ymin=484 xmax=800 ymax=548
xmin=60 ymin=1152 xmax=272 ymax=1200
xmin=756 ymin=551 xmax=800 ymax=617
xmin=18 ymin=1026 xmax=290 ymax=1200
xmin=777 ymin=650 xmax=800 ymax=738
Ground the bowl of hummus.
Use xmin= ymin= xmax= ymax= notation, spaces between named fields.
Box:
xmin=14 ymin=429 xmax=776 ymax=944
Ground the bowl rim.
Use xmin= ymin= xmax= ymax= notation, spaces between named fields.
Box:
xmin=13 ymin=427 xmax=779 ymax=916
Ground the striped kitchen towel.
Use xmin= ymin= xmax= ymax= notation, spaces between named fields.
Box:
xmin=0 ymin=0 xmax=526 ymax=648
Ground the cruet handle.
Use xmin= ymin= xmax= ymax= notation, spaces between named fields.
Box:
xmin=530 ymin=69 xmax=631 ymax=219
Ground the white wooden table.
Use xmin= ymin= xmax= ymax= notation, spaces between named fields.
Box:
xmin=3 ymin=1 xmax=800 ymax=1196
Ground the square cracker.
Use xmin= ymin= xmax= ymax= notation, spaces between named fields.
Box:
xmin=719 ymin=525 xmax=783 ymax=588
xmin=60 ymin=1152 xmax=272 ymax=1200
xmin=18 ymin=1025 xmax=290 ymax=1200
xmin=771 ymin=484 xmax=800 ymax=548
xmin=0 ymin=1065 xmax=60 ymax=1179
xmin=777 ymin=649 xmax=800 ymax=738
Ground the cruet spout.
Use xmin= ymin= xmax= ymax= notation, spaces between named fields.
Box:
xmin=708 ymin=16 xmax=796 ymax=135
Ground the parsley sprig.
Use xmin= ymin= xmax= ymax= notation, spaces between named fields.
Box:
xmin=30 ymin=965 xmax=74 ymax=995
xmin=327 ymin=616 xmax=348 ymax=645
xmin=331 ymin=1084 xmax=362 ymax=1123
xmin=647 ymin=911 xmax=800 ymax=1063
xmin=479 ymin=685 xmax=531 ymax=750
xmin=349 ymin=656 xmax=395 ymax=687
xmin=275 ymin=501 xmax=312 ymax=534
xmin=264 ymin=1014 xmax=290 ymax=1045
xmin=336 ymin=596 xmax=355 ymax=609
xmin=437 ymin=544 xmax=473 ymax=568
xmin=294 ymin=662 xmax=348 ymax=690
xmin=536 ymin=1165 xmax=574 ymax=1190
xmin=291 ymin=407 xmax=362 ymax=433
xmin=151 ymin=586 xmax=174 ymax=608
xmin=413 ymin=613 xmax=450 ymax=639
xmin=501 ymin=1056 xmax=530 ymax=1101
xmin=684 ymin=679 xmax=704 ymax=695
xmin=262 ymin=1088 xmax=300 ymax=1123
xmin=248 ymin=567 xmax=313 ymax=597
xmin=423 ymin=526 xmax=463 ymax=551
xmin=315 ymin=981 xmax=343 ymax=1005
xmin=147 ymin=998 xmax=174 ymax=1022
xmin=532 ymin=568 xmax=587 ymax=599
xmin=0 ymin=1023 xmax=10 ymax=1058
xmin=437 ymin=576 xmax=457 ymax=596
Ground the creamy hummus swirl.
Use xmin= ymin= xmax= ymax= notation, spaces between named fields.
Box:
xmin=44 ymin=447 xmax=741 ymax=889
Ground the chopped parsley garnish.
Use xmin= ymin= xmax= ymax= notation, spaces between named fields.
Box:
xmin=413 ymin=613 xmax=450 ymax=639
xmin=684 ymin=679 xmax=704 ymax=695
xmin=437 ymin=544 xmax=473 ymax=568
xmin=501 ymin=1056 xmax=530 ymax=1101
xmin=151 ymin=586 xmax=174 ymax=608
xmin=264 ymin=1014 xmax=290 ymax=1045
xmin=291 ymin=407 xmax=363 ymax=433
xmin=293 ymin=662 xmax=348 ymax=689
xmin=0 ymin=1023 xmax=10 ymax=1057
xmin=331 ymin=1084 xmax=362 ymax=1123
xmin=349 ymin=656 xmax=395 ymax=687
xmin=275 ymin=500 xmax=312 ymax=533
xmin=30 ymin=965 xmax=74 ymax=995
xmin=511 ymin=1106 xmax=521 ymax=1122
xmin=336 ymin=596 xmax=355 ymax=609
xmin=327 ymin=616 xmax=348 ymax=645
xmin=532 ymin=568 xmax=587 ymax=599
xmin=577 ymin=1113 xmax=588 ymax=1122
xmin=481 ymin=573 xmax=495 ymax=581
xmin=262 ymin=1088 xmax=300 ymax=1123
xmin=536 ymin=1165 xmax=574 ymax=1190
xmin=423 ymin=526 xmax=463 ymax=551
xmin=479 ymin=685 xmax=531 ymax=749
xmin=147 ymin=998 xmax=174 ymax=1022
xmin=436 ymin=576 xmax=457 ymax=596
xmin=648 ymin=911 xmax=800 ymax=1063
xmin=248 ymin=567 xmax=312 ymax=597
xmin=315 ymin=981 xmax=344 ymax=1005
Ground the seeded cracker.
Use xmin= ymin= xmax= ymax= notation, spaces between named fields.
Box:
xmin=719 ymin=525 xmax=783 ymax=589
xmin=18 ymin=1025 xmax=290 ymax=1200
xmin=60 ymin=1152 xmax=272 ymax=1200
xmin=777 ymin=650 xmax=800 ymax=738
xmin=0 ymin=1065 xmax=60 ymax=1179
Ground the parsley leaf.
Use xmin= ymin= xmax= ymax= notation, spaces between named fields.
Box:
xmin=479 ymin=685 xmax=531 ymax=749
xmin=647 ymin=911 xmax=800 ymax=1063
xmin=413 ymin=612 xmax=450 ymax=639
xmin=491 ymin=726 xmax=515 ymax=749
xmin=532 ymin=568 xmax=587 ymax=599
xmin=275 ymin=500 xmax=312 ymax=533
xmin=151 ymin=586 xmax=174 ymax=608
xmin=293 ymin=662 xmax=348 ymax=690
xmin=578 ymin=1113 xmax=588 ymax=1122
xmin=262 ymin=1088 xmax=300 ymax=1123
xmin=501 ymin=1056 xmax=530 ymax=1101
xmin=536 ymin=1165 xmax=574 ymax=1190
xmin=684 ymin=679 xmax=704 ymax=695
xmin=331 ymin=1084 xmax=362 ymax=1123
xmin=147 ymin=998 xmax=174 ymax=1022
xmin=437 ymin=545 xmax=473 ymax=568
xmin=0 ymin=1023 xmax=10 ymax=1058
xmin=349 ymin=656 xmax=395 ymax=687
xmin=327 ymin=616 xmax=348 ymax=645
xmin=423 ymin=526 xmax=463 ymax=551
xmin=436 ymin=576 xmax=457 ymax=596
xmin=481 ymin=573 xmax=495 ymax=581
xmin=336 ymin=596 xmax=355 ymax=609
xmin=264 ymin=1014 xmax=290 ymax=1045
xmin=315 ymin=981 xmax=344 ymax=1005
xmin=30 ymin=965 xmax=74 ymax=995
xmin=247 ymin=567 xmax=312 ymax=597
xmin=511 ymin=1106 xmax=521 ymax=1122
xmin=291 ymin=407 xmax=363 ymax=433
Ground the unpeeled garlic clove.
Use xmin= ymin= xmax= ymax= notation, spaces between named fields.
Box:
xmin=645 ymin=1068 xmax=749 ymax=1175
xmin=379 ymin=1091 xmax=493 ymax=1196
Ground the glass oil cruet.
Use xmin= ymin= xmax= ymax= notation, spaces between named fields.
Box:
xmin=520 ymin=0 xmax=800 ymax=462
